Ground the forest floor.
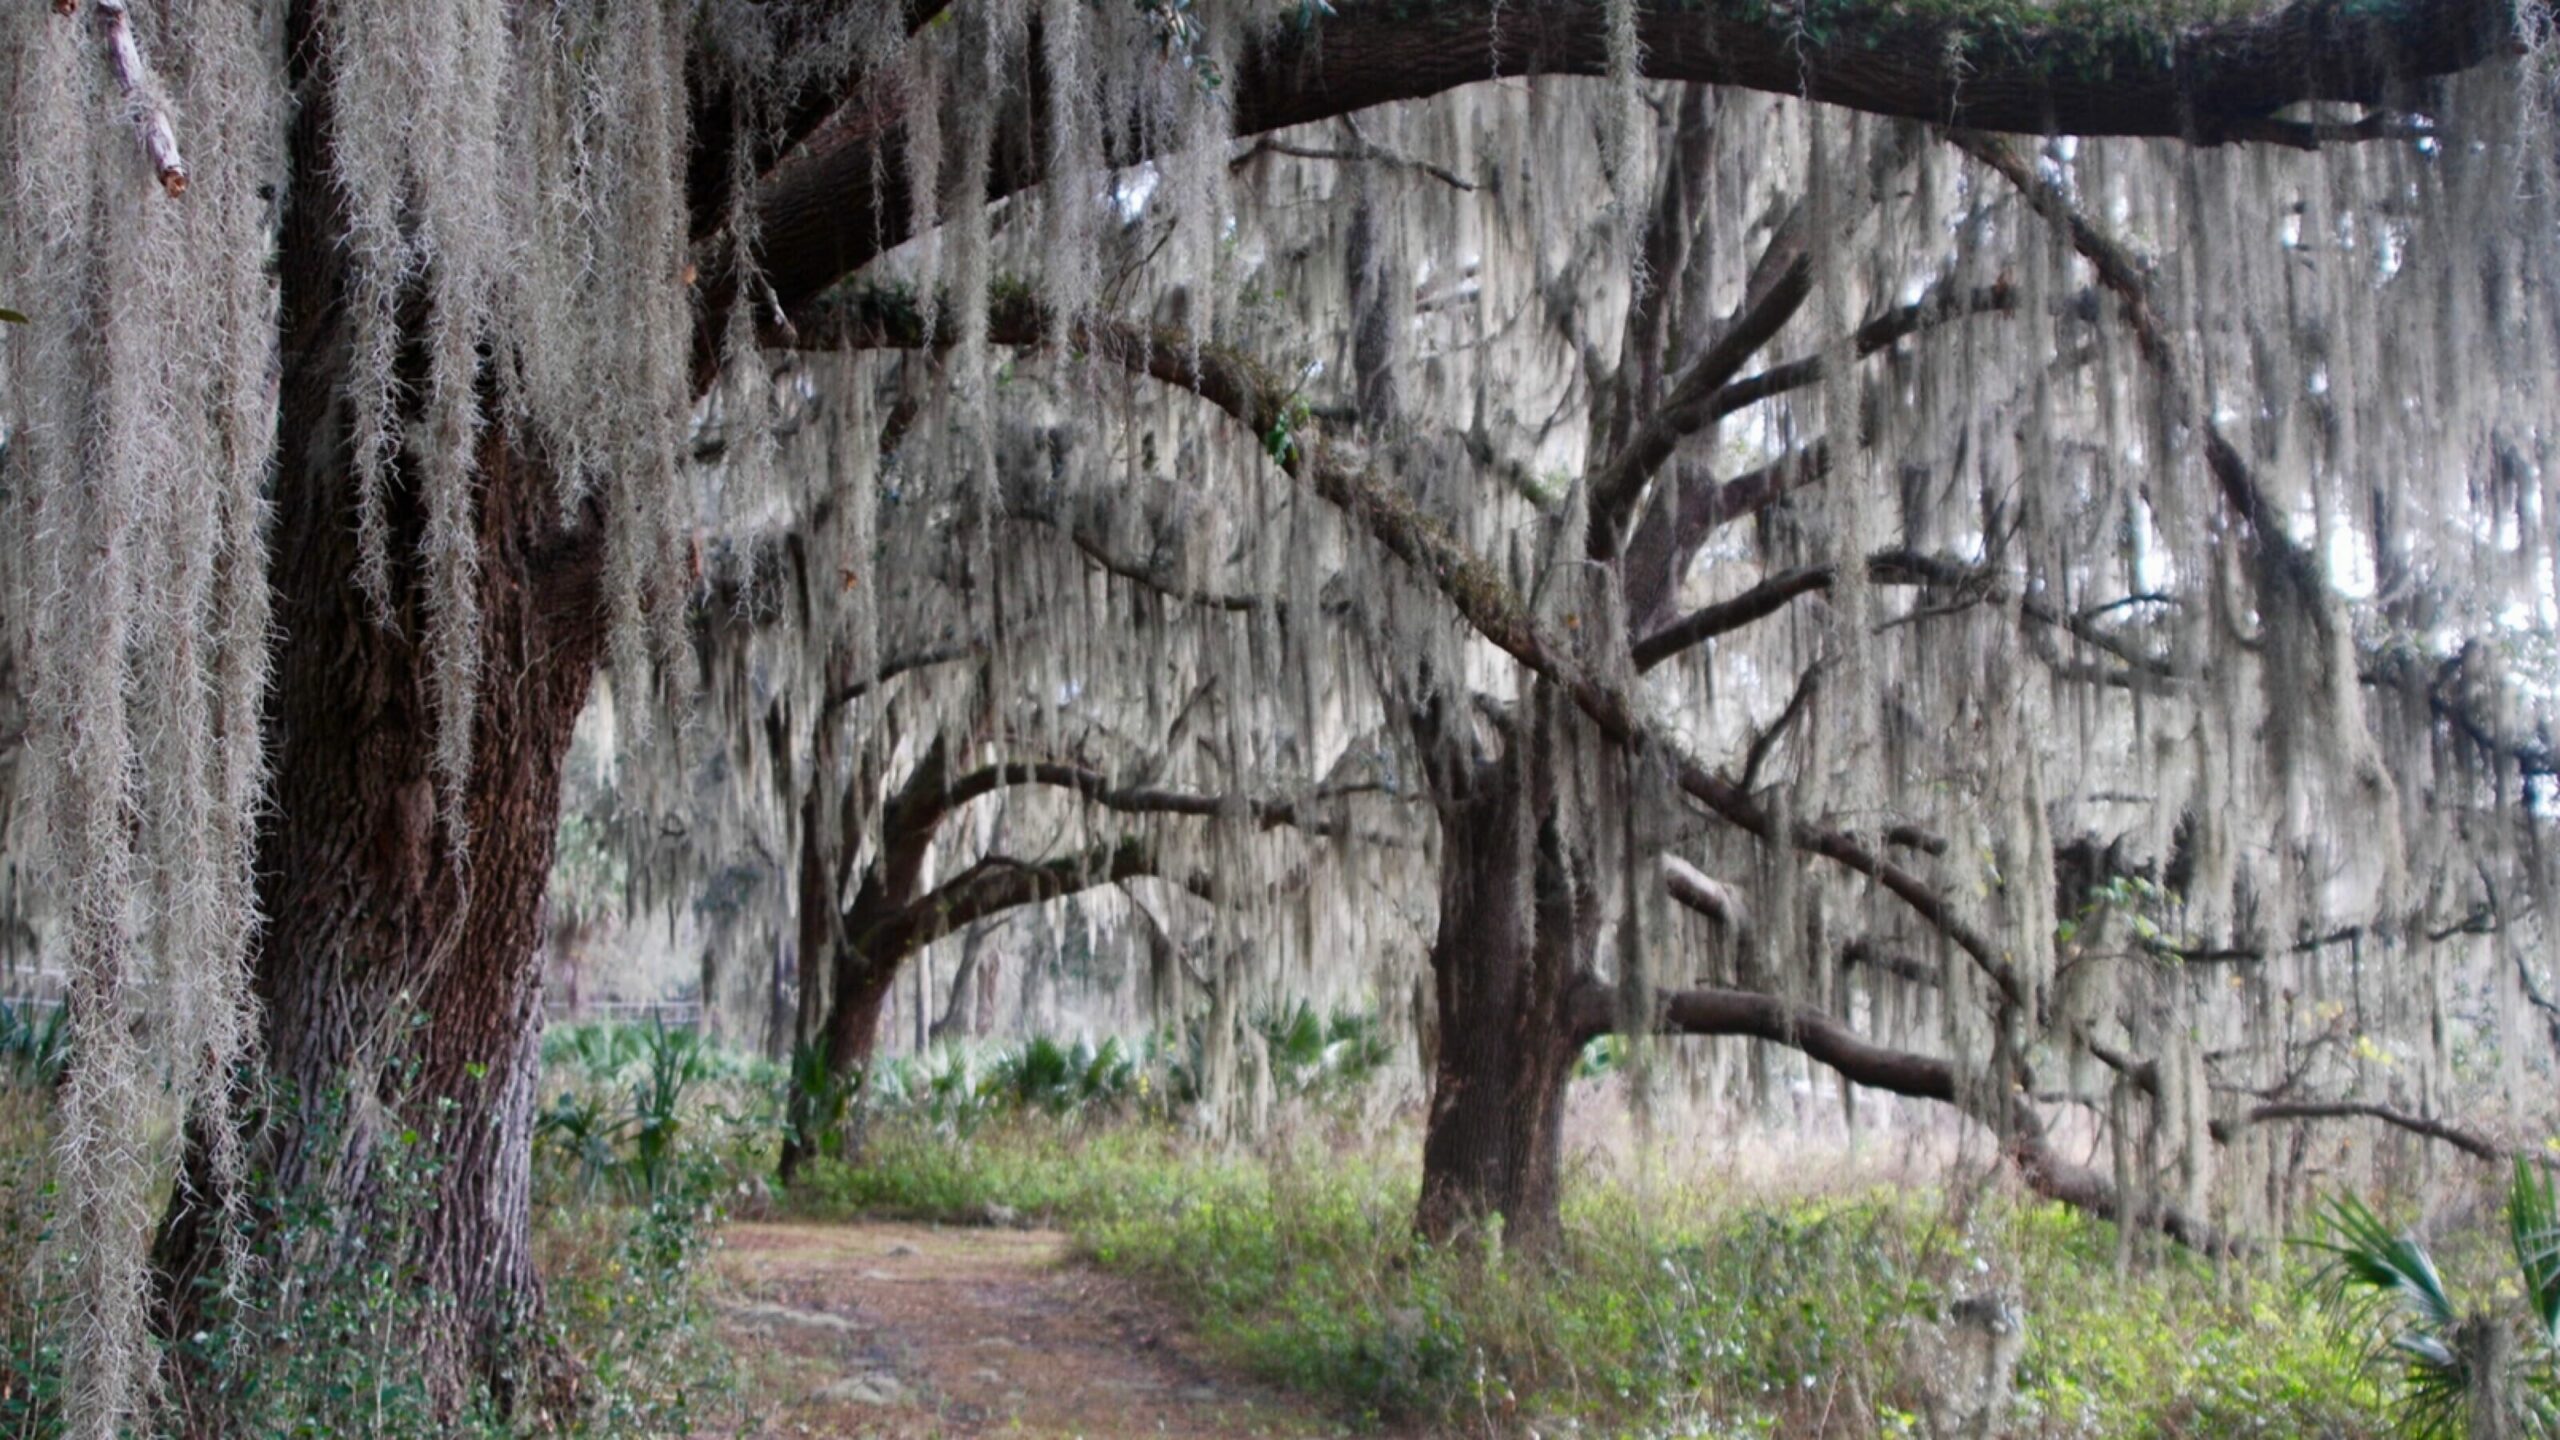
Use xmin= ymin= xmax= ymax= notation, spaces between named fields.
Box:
xmin=704 ymin=1219 xmax=1371 ymax=1439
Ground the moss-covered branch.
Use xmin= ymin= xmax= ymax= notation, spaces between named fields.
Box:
xmin=750 ymin=0 xmax=2518 ymax=328
xmin=809 ymin=283 xmax=2025 ymax=1009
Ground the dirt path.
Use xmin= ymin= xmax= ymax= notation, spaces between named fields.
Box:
xmin=706 ymin=1220 xmax=1364 ymax=1439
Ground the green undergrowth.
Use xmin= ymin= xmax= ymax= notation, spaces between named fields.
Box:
xmin=800 ymin=1112 xmax=2392 ymax=1438
xmin=0 ymin=1039 xmax=747 ymax=1438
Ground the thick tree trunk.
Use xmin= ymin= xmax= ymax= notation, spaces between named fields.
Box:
xmin=822 ymin=957 xmax=898 ymax=1079
xmin=158 ymin=423 xmax=599 ymax=1410
xmin=155 ymin=11 xmax=603 ymax=1411
xmin=775 ymin=943 xmax=895 ymax=1182
xmin=777 ymin=771 xmax=838 ymax=1183
xmin=1413 ymin=730 xmax=1598 ymax=1253
xmin=779 ymin=743 xmax=941 ymax=1182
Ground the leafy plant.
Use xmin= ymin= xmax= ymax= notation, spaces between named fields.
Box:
xmin=1576 ymin=1033 xmax=1626 ymax=1079
xmin=537 ymin=1087 xmax=623 ymax=1197
xmin=545 ymin=1017 xmax=649 ymax=1085
xmin=625 ymin=1018 xmax=707 ymax=1195
xmin=784 ymin=1038 xmax=861 ymax=1164
xmin=984 ymin=1034 xmax=1137 ymax=1116
xmin=0 ymin=1000 xmax=65 ymax=1087
xmin=2298 ymin=1160 xmax=2560 ymax=1437
xmin=1261 ymin=391 xmax=1313 ymax=466
xmin=534 ymin=1018 xmax=716 ymax=1198
xmin=1133 ymin=0 xmax=1223 ymax=90
xmin=1257 ymin=1002 xmax=1393 ymax=1094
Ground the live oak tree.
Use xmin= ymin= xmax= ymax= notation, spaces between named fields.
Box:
xmin=782 ymin=68 xmax=2560 ymax=1259
xmin=4 ymin=1 xmax=2557 ymax=1433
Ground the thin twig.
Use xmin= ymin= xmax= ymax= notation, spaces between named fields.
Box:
xmin=1231 ymin=134 xmax=1477 ymax=192
xmin=90 ymin=1 xmax=186 ymax=197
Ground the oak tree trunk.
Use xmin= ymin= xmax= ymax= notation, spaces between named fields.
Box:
xmin=775 ymin=936 xmax=896 ymax=1183
xmin=1413 ymin=715 xmax=1599 ymax=1253
xmin=156 ymin=13 xmax=604 ymax=1411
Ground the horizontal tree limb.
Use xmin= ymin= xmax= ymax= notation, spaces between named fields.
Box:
xmin=750 ymin=0 xmax=2520 ymax=335
xmin=822 ymin=640 xmax=984 ymax=720
xmin=1570 ymin=978 xmax=2239 ymax=1251
xmin=866 ymin=835 xmax=1165 ymax=960
xmin=897 ymin=756 xmax=1393 ymax=847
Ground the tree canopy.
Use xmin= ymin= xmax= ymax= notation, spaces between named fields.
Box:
xmin=3 ymin=0 xmax=2558 ymax=1432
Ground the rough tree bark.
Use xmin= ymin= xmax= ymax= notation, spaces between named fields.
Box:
xmin=1413 ymin=694 xmax=1601 ymax=1251
xmin=748 ymin=0 xmax=2522 ymax=337
xmin=154 ymin=4 xmax=604 ymax=1412
xmin=775 ymin=736 xmax=941 ymax=1184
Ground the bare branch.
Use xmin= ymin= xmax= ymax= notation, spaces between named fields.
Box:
xmin=1575 ymin=980 xmax=2239 ymax=1252
xmin=1623 ymin=448 xmax=1835 ymax=627
xmin=822 ymin=640 xmax=984 ymax=720
xmin=819 ymin=284 xmax=2029 ymax=1008
xmin=1699 ymin=280 xmax=2018 ymax=422
xmin=866 ymin=836 xmax=1166 ymax=960
xmin=1632 ymin=545 xmax=2176 ymax=685
xmin=2161 ymin=904 xmax=2495 ymax=964
xmin=890 ymin=754 xmax=1403 ymax=855
xmin=1591 ymin=207 xmax=1813 ymax=536
xmin=1742 ymin=663 xmax=1823 ymax=792
xmin=1660 ymin=854 xmax=1748 ymax=932
xmin=1632 ymin=566 xmax=1833 ymax=671
xmin=753 ymin=0 xmax=2521 ymax=338
xmin=2361 ymin=644 xmax=2560 ymax=784
xmin=1231 ymin=131 xmax=1476 ymax=192
xmin=91 ymin=1 xmax=186 ymax=197
xmin=2084 ymin=1021 xmax=2552 ymax=1169
xmin=2216 ymin=1100 xmax=2550 ymax=1167
xmin=1840 ymin=937 xmax=1938 ymax=987
xmin=1948 ymin=130 xmax=2328 ymax=601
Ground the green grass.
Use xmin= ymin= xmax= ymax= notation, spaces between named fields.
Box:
xmin=800 ymin=1112 xmax=2395 ymax=1437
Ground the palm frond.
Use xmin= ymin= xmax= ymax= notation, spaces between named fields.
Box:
xmin=2510 ymin=1158 xmax=2560 ymax=1348
xmin=2302 ymin=1190 xmax=2458 ymax=1338
xmin=2395 ymin=1356 xmax=2471 ymax=1440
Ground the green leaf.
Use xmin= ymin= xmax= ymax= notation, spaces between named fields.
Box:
xmin=2299 ymin=1190 xmax=2456 ymax=1339
xmin=2507 ymin=1157 xmax=2560 ymax=1344
xmin=0 ymin=307 xmax=25 ymax=325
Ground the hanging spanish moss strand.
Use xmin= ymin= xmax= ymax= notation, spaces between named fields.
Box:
xmin=1603 ymin=0 xmax=1645 ymax=286
xmin=1 ymin=4 xmax=287 ymax=1434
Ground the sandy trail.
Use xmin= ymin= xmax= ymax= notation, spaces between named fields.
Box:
xmin=707 ymin=1219 xmax=1364 ymax=1439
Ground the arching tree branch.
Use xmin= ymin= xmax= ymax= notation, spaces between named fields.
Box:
xmin=1566 ymin=979 xmax=2239 ymax=1252
xmin=887 ymin=755 xmax=1396 ymax=849
xmin=748 ymin=0 xmax=2521 ymax=331
xmin=862 ymin=835 xmax=1166 ymax=962
xmin=822 ymin=640 xmax=985 ymax=720
xmin=819 ymin=282 xmax=2074 ymax=1012
xmin=1698 ymin=280 xmax=2020 ymax=424
xmin=2214 ymin=1100 xmax=2548 ymax=1166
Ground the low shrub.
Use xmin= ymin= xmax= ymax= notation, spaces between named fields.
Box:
xmin=0 ymin=1033 xmax=749 ymax=1438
